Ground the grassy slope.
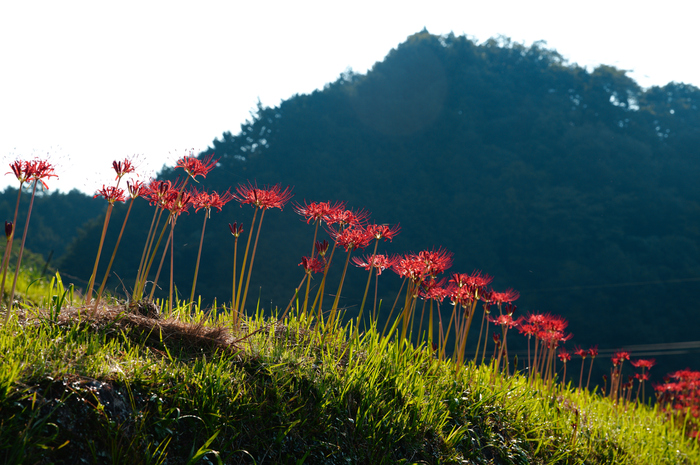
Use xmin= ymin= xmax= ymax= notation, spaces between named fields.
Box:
xmin=0 ymin=287 xmax=698 ymax=464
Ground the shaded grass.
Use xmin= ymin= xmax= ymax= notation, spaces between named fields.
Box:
xmin=0 ymin=296 xmax=698 ymax=464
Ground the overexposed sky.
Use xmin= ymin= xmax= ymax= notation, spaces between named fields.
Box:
xmin=1 ymin=0 xmax=698 ymax=193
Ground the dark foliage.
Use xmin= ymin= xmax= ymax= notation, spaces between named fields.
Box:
xmin=0 ymin=187 xmax=104 ymax=265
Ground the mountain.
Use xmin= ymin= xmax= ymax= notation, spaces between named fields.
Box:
xmin=0 ymin=186 xmax=105 ymax=268
xmin=57 ymin=31 xmax=700 ymax=373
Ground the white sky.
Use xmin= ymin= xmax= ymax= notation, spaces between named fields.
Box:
xmin=1 ymin=0 xmax=698 ymax=194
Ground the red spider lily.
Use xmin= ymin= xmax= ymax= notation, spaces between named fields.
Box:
xmin=525 ymin=313 xmax=547 ymax=326
xmin=7 ymin=160 xmax=31 ymax=183
xmin=167 ymin=191 xmax=193 ymax=217
xmin=94 ymin=185 xmax=126 ymax=204
xmin=150 ymin=180 xmax=181 ymax=209
xmin=612 ymin=351 xmax=631 ymax=366
xmin=112 ymin=158 xmax=136 ymax=180
xmin=7 ymin=159 xmax=56 ymax=188
xmin=521 ymin=313 xmax=571 ymax=386
xmin=192 ymin=188 xmax=234 ymax=217
xmin=488 ymin=314 xmax=522 ymax=329
xmin=229 ymin=222 xmax=244 ymax=237
xmin=392 ymin=253 xmax=429 ymax=282
xmin=517 ymin=323 xmax=538 ymax=338
xmin=418 ymin=247 xmax=453 ymax=277
xmin=325 ymin=207 xmax=370 ymax=227
xmin=558 ymin=348 xmax=572 ymax=363
xmin=449 ymin=284 xmax=475 ymax=307
xmin=532 ymin=314 xmax=573 ymax=349
xmin=668 ymin=369 xmax=700 ymax=382
xmin=537 ymin=313 xmax=569 ymax=333
xmin=26 ymin=159 xmax=58 ymax=189
xmin=574 ymin=346 xmax=588 ymax=358
xmin=327 ymin=225 xmax=373 ymax=252
xmin=635 ymin=372 xmax=650 ymax=381
xmin=490 ymin=288 xmax=520 ymax=305
xmin=450 ymin=270 xmax=493 ymax=297
xmin=234 ymin=181 xmax=294 ymax=210
xmin=127 ymin=180 xmax=146 ymax=198
xmin=391 ymin=248 xmax=453 ymax=284
xmin=293 ymin=200 xmax=346 ymax=224
xmin=503 ymin=303 xmax=517 ymax=316
xmin=419 ymin=278 xmax=450 ymax=302
xmin=539 ymin=329 xmax=573 ymax=346
xmin=574 ymin=345 xmax=589 ymax=389
xmin=631 ymin=358 xmax=656 ymax=370
xmin=366 ymin=223 xmax=401 ymax=242
xmin=480 ymin=288 xmax=494 ymax=304
xmin=585 ymin=345 xmax=598 ymax=391
xmin=315 ymin=239 xmax=329 ymax=257
xmin=176 ymin=152 xmax=218 ymax=180
xmin=299 ymin=256 xmax=324 ymax=274
xmin=351 ymin=253 xmax=398 ymax=276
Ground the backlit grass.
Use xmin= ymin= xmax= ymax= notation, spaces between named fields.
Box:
xmin=0 ymin=292 xmax=698 ymax=464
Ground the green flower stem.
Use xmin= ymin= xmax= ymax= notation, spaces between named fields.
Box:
xmin=586 ymin=357 xmax=595 ymax=391
xmin=239 ymin=209 xmax=265 ymax=314
xmin=144 ymin=212 xmax=173 ymax=301
xmin=416 ymin=297 xmax=428 ymax=342
xmin=440 ymin=305 xmax=456 ymax=361
xmin=94 ymin=197 xmax=135 ymax=309
xmin=0 ymin=185 xmax=22 ymax=306
xmin=357 ymin=240 xmax=379 ymax=328
xmin=189 ymin=211 xmax=209 ymax=307
xmin=148 ymin=227 xmax=172 ymax=302
xmin=9 ymin=180 xmax=38 ymax=313
xmin=381 ymin=276 xmax=406 ymax=338
xmin=281 ymin=274 xmax=308 ymax=322
xmin=231 ymin=235 xmax=239 ymax=327
xmin=474 ymin=306 xmax=489 ymax=363
xmin=372 ymin=267 xmax=380 ymax=322
xmin=480 ymin=317 xmax=491 ymax=365
xmin=86 ymin=202 xmax=113 ymax=306
xmin=134 ymin=205 xmax=162 ymax=299
xmin=331 ymin=249 xmax=352 ymax=314
xmin=310 ymin=240 xmax=338 ymax=322
xmin=168 ymin=218 xmax=176 ymax=314
xmin=234 ymin=208 xmax=258 ymax=313
xmin=302 ymin=220 xmax=320 ymax=315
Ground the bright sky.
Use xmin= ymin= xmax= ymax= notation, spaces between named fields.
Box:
xmin=1 ymin=0 xmax=697 ymax=194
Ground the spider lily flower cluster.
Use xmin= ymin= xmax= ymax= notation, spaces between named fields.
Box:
xmin=654 ymin=369 xmax=700 ymax=441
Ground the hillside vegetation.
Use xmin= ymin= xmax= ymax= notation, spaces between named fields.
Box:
xmin=1 ymin=296 xmax=698 ymax=464
xmin=54 ymin=32 xmax=700 ymax=378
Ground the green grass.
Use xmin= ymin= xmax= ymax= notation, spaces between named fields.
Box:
xmin=0 ymin=284 xmax=698 ymax=464
xmin=0 ymin=246 xmax=56 ymax=308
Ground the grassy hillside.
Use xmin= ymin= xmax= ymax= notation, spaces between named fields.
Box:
xmin=0 ymin=294 xmax=698 ymax=464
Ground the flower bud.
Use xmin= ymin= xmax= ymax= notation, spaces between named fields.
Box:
xmin=228 ymin=222 xmax=243 ymax=237
xmin=4 ymin=221 xmax=12 ymax=240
